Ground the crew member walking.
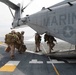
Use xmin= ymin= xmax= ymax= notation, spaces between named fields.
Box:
xmin=44 ymin=33 xmax=57 ymax=53
xmin=35 ymin=33 xmax=41 ymax=52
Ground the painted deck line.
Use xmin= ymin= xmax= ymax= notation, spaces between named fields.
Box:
xmin=29 ymin=59 xmax=43 ymax=64
xmin=0 ymin=61 xmax=20 ymax=72
xmin=47 ymin=60 xmax=65 ymax=64
xmin=26 ymin=50 xmax=43 ymax=55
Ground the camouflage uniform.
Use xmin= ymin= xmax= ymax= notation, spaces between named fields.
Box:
xmin=5 ymin=30 xmax=26 ymax=59
xmin=5 ymin=30 xmax=19 ymax=59
xmin=21 ymin=31 xmax=24 ymax=44
xmin=35 ymin=33 xmax=41 ymax=52
xmin=9 ymin=44 xmax=15 ymax=59
xmin=9 ymin=30 xmax=16 ymax=59
xmin=17 ymin=31 xmax=27 ymax=54
xmin=44 ymin=33 xmax=57 ymax=53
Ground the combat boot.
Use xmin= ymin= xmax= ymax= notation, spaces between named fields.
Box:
xmin=10 ymin=55 xmax=15 ymax=59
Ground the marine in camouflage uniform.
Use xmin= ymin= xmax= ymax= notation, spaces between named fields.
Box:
xmin=5 ymin=31 xmax=27 ymax=59
xmin=15 ymin=31 xmax=27 ymax=54
xmin=5 ymin=30 xmax=19 ymax=59
xmin=18 ymin=31 xmax=27 ymax=54
xmin=35 ymin=33 xmax=41 ymax=52
xmin=44 ymin=33 xmax=57 ymax=53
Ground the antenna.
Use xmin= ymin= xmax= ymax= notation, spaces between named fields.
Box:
xmin=21 ymin=0 xmax=24 ymax=11
xmin=21 ymin=0 xmax=33 ymax=12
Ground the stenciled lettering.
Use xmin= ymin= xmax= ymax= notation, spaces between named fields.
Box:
xmin=51 ymin=16 xmax=58 ymax=26
xmin=72 ymin=12 xmax=76 ymax=24
xmin=49 ymin=12 xmax=76 ymax=26
xmin=59 ymin=14 xmax=66 ymax=25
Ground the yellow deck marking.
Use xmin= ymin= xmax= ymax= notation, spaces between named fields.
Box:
xmin=42 ymin=44 xmax=60 ymax=75
xmin=0 ymin=65 xmax=16 ymax=72
xmin=0 ymin=61 xmax=20 ymax=72
xmin=49 ymin=58 xmax=60 ymax=75
xmin=0 ymin=42 xmax=3 ymax=44
xmin=53 ymin=65 xmax=60 ymax=75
